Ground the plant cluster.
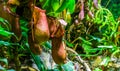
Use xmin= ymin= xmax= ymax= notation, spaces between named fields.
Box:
xmin=0 ymin=0 xmax=120 ymax=71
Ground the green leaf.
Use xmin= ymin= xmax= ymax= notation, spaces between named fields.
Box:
xmin=0 ymin=41 xmax=11 ymax=46
xmin=32 ymin=55 xmax=46 ymax=71
xmin=10 ymin=6 xmax=17 ymax=13
xmin=66 ymin=0 xmax=75 ymax=14
xmin=80 ymin=37 xmax=92 ymax=45
xmin=0 ymin=17 xmax=9 ymax=25
xmin=51 ymin=0 xmax=60 ymax=11
xmin=26 ymin=45 xmax=46 ymax=71
xmin=39 ymin=0 xmax=43 ymax=2
xmin=82 ymin=43 xmax=92 ymax=54
xmin=0 ymin=58 xmax=8 ymax=66
xmin=56 ymin=0 xmax=70 ymax=13
xmin=89 ymin=35 xmax=101 ymax=42
xmin=21 ymin=26 xmax=28 ymax=32
xmin=0 ymin=26 xmax=13 ymax=38
xmin=64 ymin=40 xmax=74 ymax=47
xmin=94 ymin=68 xmax=102 ymax=71
xmin=0 ymin=17 xmax=5 ymax=23
xmin=43 ymin=41 xmax=52 ymax=49
xmin=42 ymin=0 xmax=50 ymax=9
xmin=0 ymin=17 xmax=10 ymax=31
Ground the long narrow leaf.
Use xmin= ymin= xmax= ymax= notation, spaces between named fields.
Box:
xmin=0 ymin=26 xmax=13 ymax=38
xmin=26 ymin=44 xmax=46 ymax=71
xmin=42 ymin=0 xmax=50 ymax=9
xmin=56 ymin=0 xmax=70 ymax=13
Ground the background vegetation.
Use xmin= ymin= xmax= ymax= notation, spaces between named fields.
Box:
xmin=0 ymin=0 xmax=120 ymax=71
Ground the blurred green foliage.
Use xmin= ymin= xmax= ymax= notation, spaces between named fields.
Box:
xmin=40 ymin=0 xmax=75 ymax=17
xmin=101 ymin=0 xmax=120 ymax=19
xmin=0 ymin=0 xmax=120 ymax=71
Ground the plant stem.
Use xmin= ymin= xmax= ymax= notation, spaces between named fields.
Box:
xmin=105 ymin=0 xmax=111 ymax=8
xmin=13 ymin=46 xmax=21 ymax=71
